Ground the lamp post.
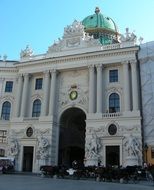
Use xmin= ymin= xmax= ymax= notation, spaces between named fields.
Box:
xmin=144 ymin=143 xmax=148 ymax=164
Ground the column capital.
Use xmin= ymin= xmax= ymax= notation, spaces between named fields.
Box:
xmin=129 ymin=59 xmax=137 ymax=65
xmin=88 ymin=64 xmax=95 ymax=70
xmin=43 ymin=70 xmax=50 ymax=75
xmin=43 ymin=70 xmax=50 ymax=78
xmin=50 ymin=69 xmax=57 ymax=74
xmin=23 ymin=73 xmax=31 ymax=78
xmin=17 ymin=73 xmax=23 ymax=78
xmin=121 ymin=60 xmax=129 ymax=65
xmin=16 ymin=74 xmax=23 ymax=82
xmin=96 ymin=64 xmax=103 ymax=69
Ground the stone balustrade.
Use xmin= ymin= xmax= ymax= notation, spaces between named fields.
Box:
xmin=102 ymin=112 xmax=122 ymax=118
xmin=102 ymin=43 xmax=120 ymax=50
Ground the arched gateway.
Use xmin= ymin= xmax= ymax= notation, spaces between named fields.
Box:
xmin=58 ymin=108 xmax=86 ymax=167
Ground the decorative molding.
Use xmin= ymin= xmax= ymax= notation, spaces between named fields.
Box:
xmin=31 ymin=93 xmax=43 ymax=102
xmin=106 ymin=85 xmax=123 ymax=95
xmin=0 ymin=95 xmax=15 ymax=104
xmin=59 ymin=85 xmax=88 ymax=110
xmin=105 ymin=121 xmax=120 ymax=136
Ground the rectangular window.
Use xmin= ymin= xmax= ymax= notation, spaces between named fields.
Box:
xmin=35 ymin=78 xmax=43 ymax=90
xmin=5 ymin=81 xmax=13 ymax=92
xmin=0 ymin=130 xmax=7 ymax=143
xmin=109 ymin=70 xmax=118 ymax=82
xmin=0 ymin=149 xmax=5 ymax=157
xmin=151 ymin=147 xmax=154 ymax=159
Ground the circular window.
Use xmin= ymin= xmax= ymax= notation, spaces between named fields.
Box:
xmin=26 ymin=127 xmax=33 ymax=137
xmin=108 ymin=124 xmax=117 ymax=135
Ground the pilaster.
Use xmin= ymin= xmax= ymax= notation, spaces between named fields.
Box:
xmin=48 ymin=69 xmax=57 ymax=116
xmin=88 ymin=65 xmax=95 ymax=113
xmin=96 ymin=64 xmax=103 ymax=113
xmin=41 ymin=70 xmax=50 ymax=116
xmin=122 ymin=61 xmax=130 ymax=111
xmin=130 ymin=60 xmax=139 ymax=111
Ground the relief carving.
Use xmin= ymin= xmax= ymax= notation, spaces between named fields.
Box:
xmin=8 ymin=138 xmax=19 ymax=157
xmin=37 ymin=135 xmax=49 ymax=160
xmin=124 ymin=134 xmax=141 ymax=158
xmin=85 ymin=131 xmax=101 ymax=160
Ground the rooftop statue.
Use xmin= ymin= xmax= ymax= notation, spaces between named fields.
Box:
xmin=20 ymin=45 xmax=33 ymax=58
xmin=119 ymin=28 xmax=137 ymax=43
xmin=63 ymin=20 xmax=84 ymax=37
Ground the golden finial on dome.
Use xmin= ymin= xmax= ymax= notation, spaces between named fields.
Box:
xmin=95 ymin=7 xmax=100 ymax=14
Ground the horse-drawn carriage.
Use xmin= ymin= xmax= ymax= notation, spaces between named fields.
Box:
xmin=40 ymin=164 xmax=153 ymax=184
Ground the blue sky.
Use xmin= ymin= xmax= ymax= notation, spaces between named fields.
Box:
xmin=0 ymin=0 xmax=154 ymax=60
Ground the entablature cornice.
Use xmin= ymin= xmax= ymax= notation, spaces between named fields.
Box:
xmin=15 ymin=46 xmax=139 ymax=69
xmin=0 ymin=68 xmax=18 ymax=73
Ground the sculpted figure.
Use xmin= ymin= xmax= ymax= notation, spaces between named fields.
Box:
xmin=20 ymin=45 xmax=33 ymax=58
xmin=125 ymin=134 xmax=140 ymax=157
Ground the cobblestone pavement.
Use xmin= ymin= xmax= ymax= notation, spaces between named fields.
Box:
xmin=0 ymin=174 xmax=153 ymax=190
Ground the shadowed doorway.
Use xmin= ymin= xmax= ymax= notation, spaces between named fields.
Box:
xmin=58 ymin=108 xmax=86 ymax=167
xmin=106 ymin=145 xmax=120 ymax=167
xmin=23 ymin=146 xmax=33 ymax=172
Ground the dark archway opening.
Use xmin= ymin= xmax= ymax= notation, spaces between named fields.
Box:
xmin=58 ymin=108 xmax=86 ymax=168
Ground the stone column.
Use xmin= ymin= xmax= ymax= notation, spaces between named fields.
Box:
xmin=41 ymin=71 xmax=50 ymax=116
xmin=15 ymin=74 xmax=23 ymax=117
xmin=88 ymin=65 xmax=95 ymax=113
xmin=20 ymin=73 xmax=29 ymax=117
xmin=96 ymin=64 xmax=103 ymax=113
xmin=130 ymin=60 xmax=139 ymax=111
xmin=122 ymin=61 xmax=130 ymax=111
xmin=48 ymin=69 xmax=57 ymax=116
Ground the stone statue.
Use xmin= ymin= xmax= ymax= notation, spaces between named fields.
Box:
xmin=124 ymin=134 xmax=140 ymax=157
xmin=20 ymin=45 xmax=33 ymax=58
xmin=63 ymin=20 xmax=84 ymax=37
xmin=119 ymin=28 xmax=137 ymax=43
xmin=9 ymin=138 xmax=19 ymax=156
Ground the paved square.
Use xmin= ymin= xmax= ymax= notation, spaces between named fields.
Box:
xmin=0 ymin=175 xmax=153 ymax=190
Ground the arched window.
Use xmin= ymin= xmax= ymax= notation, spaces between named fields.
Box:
xmin=109 ymin=93 xmax=120 ymax=113
xmin=32 ymin=99 xmax=41 ymax=117
xmin=1 ymin=101 xmax=11 ymax=120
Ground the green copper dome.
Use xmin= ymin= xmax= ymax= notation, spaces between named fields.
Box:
xmin=82 ymin=7 xmax=119 ymax=45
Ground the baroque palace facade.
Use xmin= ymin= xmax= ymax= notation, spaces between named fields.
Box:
xmin=0 ymin=7 xmax=153 ymax=172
